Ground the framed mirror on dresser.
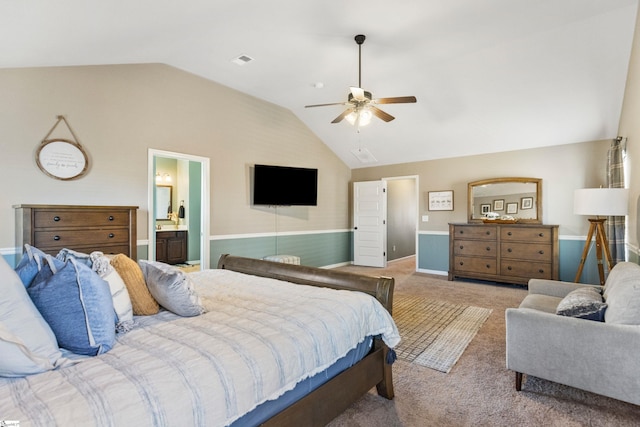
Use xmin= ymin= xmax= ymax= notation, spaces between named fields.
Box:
xmin=468 ymin=177 xmax=542 ymax=223
xmin=450 ymin=178 xmax=558 ymax=286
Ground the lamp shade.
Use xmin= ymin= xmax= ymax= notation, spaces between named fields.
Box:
xmin=573 ymin=188 xmax=629 ymax=216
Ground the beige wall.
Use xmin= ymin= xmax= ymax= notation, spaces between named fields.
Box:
xmin=618 ymin=4 xmax=640 ymax=252
xmin=352 ymin=140 xmax=610 ymax=236
xmin=0 ymin=64 xmax=351 ymax=251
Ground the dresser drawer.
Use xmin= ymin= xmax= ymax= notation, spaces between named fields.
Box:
xmin=501 ymin=242 xmax=552 ymax=262
xmin=454 ymin=240 xmax=497 ymax=257
xmin=500 ymin=226 xmax=552 ymax=243
xmin=453 ymin=256 xmax=497 ymax=275
xmin=452 ymin=225 xmax=497 ymax=240
xmin=34 ymin=228 xmax=130 ymax=249
xmin=34 ymin=210 xmax=131 ymax=228
xmin=501 ymin=260 xmax=553 ymax=279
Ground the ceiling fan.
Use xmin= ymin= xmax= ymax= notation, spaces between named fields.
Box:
xmin=305 ymin=34 xmax=417 ymax=128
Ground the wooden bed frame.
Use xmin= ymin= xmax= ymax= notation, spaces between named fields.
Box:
xmin=217 ymin=254 xmax=396 ymax=427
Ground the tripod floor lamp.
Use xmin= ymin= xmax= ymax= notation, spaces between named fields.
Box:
xmin=574 ymin=188 xmax=629 ymax=285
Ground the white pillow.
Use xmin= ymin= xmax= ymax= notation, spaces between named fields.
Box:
xmin=93 ymin=254 xmax=135 ymax=333
xmin=0 ymin=255 xmax=65 ymax=377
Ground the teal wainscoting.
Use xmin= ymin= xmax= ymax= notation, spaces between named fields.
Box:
xmin=417 ymin=232 xmax=449 ymax=274
xmin=559 ymin=238 xmax=600 ymax=284
xmin=211 ymin=230 xmax=352 ymax=268
xmin=416 ymin=232 xmax=613 ymax=285
xmin=2 ymin=252 xmax=18 ymax=268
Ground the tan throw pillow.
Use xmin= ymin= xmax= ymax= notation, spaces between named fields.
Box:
xmin=110 ymin=254 xmax=159 ymax=315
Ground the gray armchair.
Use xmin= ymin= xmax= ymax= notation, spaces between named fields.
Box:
xmin=505 ymin=262 xmax=640 ymax=405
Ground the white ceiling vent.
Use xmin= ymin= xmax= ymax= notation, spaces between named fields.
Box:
xmin=350 ymin=147 xmax=377 ymax=164
xmin=232 ymin=54 xmax=255 ymax=66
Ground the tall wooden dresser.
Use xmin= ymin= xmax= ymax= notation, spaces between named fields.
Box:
xmin=14 ymin=204 xmax=138 ymax=259
xmin=448 ymin=222 xmax=559 ymax=286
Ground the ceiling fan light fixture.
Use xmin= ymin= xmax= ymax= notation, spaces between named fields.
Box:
xmin=345 ymin=108 xmax=372 ymax=127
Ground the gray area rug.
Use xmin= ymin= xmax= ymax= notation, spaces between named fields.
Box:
xmin=393 ymin=295 xmax=492 ymax=373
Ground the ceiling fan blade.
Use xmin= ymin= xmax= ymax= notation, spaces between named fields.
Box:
xmin=370 ymin=106 xmax=395 ymax=122
xmin=350 ymin=87 xmax=366 ymax=101
xmin=332 ymin=108 xmax=354 ymax=123
xmin=374 ymin=96 xmax=417 ymax=104
xmin=305 ymin=102 xmax=347 ymax=108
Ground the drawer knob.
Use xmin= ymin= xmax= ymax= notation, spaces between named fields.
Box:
xmin=53 ymin=235 xmax=60 ymax=241
xmin=459 ymin=262 xmax=464 ymax=266
xmin=539 ymin=233 xmax=544 ymax=237
xmin=486 ymin=247 xmax=491 ymax=251
xmin=507 ymin=231 xmax=512 ymax=236
xmin=539 ymin=250 xmax=544 ymax=255
xmin=507 ymin=266 xmax=512 ymax=270
xmin=459 ymin=230 xmax=464 ymax=234
xmin=486 ymin=231 xmax=490 ymax=235
xmin=507 ymin=248 xmax=512 ymax=253
xmin=539 ymin=269 xmax=544 ymax=273
xmin=108 ymin=233 xmax=115 ymax=238
xmin=53 ymin=216 xmax=60 ymax=222
xmin=108 ymin=216 xmax=115 ymax=221
xmin=486 ymin=264 xmax=491 ymax=269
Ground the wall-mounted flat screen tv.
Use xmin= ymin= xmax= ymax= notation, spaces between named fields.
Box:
xmin=253 ymin=164 xmax=318 ymax=206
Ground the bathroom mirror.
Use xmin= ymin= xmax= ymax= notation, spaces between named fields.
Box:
xmin=468 ymin=177 xmax=542 ymax=223
xmin=155 ymin=185 xmax=173 ymax=220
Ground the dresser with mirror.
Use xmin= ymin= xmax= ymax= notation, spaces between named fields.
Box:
xmin=449 ymin=177 xmax=559 ymax=286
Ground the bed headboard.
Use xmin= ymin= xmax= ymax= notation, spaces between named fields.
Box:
xmin=217 ymin=254 xmax=395 ymax=315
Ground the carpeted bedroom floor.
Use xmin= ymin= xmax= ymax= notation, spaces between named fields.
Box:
xmin=328 ymin=257 xmax=640 ymax=427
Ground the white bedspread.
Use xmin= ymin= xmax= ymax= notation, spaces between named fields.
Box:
xmin=0 ymin=269 xmax=399 ymax=427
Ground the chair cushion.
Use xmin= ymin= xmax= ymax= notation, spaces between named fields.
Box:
xmin=603 ymin=262 xmax=640 ymax=300
xmin=556 ymin=287 xmax=607 ymax=321
xmin=604 ymin=266 xmax=640 ymax=325
xmin=518 ymin=293 xmax=561 ymax=314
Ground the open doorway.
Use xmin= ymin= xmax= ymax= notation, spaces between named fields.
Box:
xmin=148 ymin=149 xmax=210 ymax=269
xmin=384 ymin=176 xmax=418 ymax=270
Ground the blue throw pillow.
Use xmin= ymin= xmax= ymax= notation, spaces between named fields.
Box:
xmin=28 ymin=256 xmax=116 ymax=356
xmin=14 ymin=244 xmax=63 ymax=287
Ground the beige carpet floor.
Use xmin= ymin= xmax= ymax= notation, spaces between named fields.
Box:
xmin=327 ymin=257 xmax=640 ymax=427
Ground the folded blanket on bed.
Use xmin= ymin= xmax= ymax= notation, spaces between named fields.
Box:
xmin=0 ymin=268 xmax=399 ymax=427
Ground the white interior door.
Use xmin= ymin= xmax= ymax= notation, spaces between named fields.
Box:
xmin=353 ymin=180 xmax=387 ymax=267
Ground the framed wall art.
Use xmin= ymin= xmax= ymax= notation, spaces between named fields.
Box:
xmin=428 ymin=190 xmax=454 ymax=211
xmin=493 ymin=199 xmax=504 ymax=211
xmin=506 ymin=202 xmax=518 ymax=214
xmin=521 ymin=197 xmax=533 ymax=209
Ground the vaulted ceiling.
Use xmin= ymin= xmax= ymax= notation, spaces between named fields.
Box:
xmin=1 ymin=0 xmax=637 ymax=168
